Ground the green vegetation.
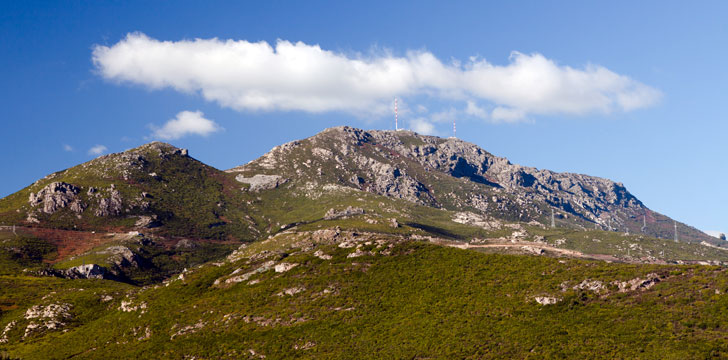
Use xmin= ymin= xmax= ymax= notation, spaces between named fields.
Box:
xmin=527 ymin=226 xmax=728 ymax=262
xmin=2 ymin=133 xmax=728 ymax=358
xmin=3 ymin=240 xmax=728 ymax=359
xmin=0 ymin=230 xmax=56 ymax=275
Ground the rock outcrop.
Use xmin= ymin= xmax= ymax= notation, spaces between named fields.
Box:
xmin=28 ymin=182 xmax=84 ymax=215
xmin=63 ymin=264 xmax=107 ymax=279
xmin=23 ymin=303 xmax=72 ymax=338
xmin=100 ymin=246 xmax=140 ymax=269
xmin=94 ymin=185 xmax=123 ymax=216
xmin=324 ymin=206 xmax=365 ymax=220
xmin=235 ymin=174 xmax=288 ymax=192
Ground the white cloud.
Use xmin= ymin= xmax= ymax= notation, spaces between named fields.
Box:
xmin=491 ymin=107 xmax=527 ymax=123
xmin=63 ymin=144 xmax=73 ymax=152
xmin=88 ymin=145 xmax=107 ymax=156
xmin=410 ymin=118 xmax=438 ymax=135
xmin=464 ymin=100 xmax=488 ymax=119
xmin=151 ymin=110 xmax=222 ymax=140
xmin=93 ymin=33 xmax=661 ymax=119
xmin=430 ymin=107 xmax=459 ymax=123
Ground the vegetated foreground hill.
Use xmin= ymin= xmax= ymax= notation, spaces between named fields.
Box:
xmin=2 ymin=126 xmax=728 ymax=358
xmin=3 ymin=231 xmax=728 ymax=359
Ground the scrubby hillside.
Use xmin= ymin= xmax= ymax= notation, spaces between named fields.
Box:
xmin=3 ymin=232 xmax=728 ymax=359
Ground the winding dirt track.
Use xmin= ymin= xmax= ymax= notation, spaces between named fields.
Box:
xmin=430 ymin=239 xmax=623 ymax=262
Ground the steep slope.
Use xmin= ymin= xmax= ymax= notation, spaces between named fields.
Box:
xmin=0 ymin=143 xmax=261 ymax=284
xmin=228 ymin=126 xmax=715 ymax=245
xmin=0 ymin=142 xmax=255 ymax=240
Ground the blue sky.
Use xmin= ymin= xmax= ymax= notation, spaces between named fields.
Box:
xmin=1 ymin=1 xmax=726 ymax=235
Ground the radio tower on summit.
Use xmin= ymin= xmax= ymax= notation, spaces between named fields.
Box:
xmin=394 ymin=97 xmax=398 ymax=131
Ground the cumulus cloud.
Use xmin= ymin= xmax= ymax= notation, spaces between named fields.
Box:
xmin=410 ymin=118 xmax=438 ymax=135
xmin=63 ymin=144 xmax=73 ymax=152
xmin=464 ymin=101 xmax=488 ymax=119
xmin=491 ymin=107 xmax=527 ymax=123
xmin=88 ymin=145 xmax=107 ymax=156
xmin=430 ymin=107 xmax=459 ymax=123
xmin=151 ymin=110 xmax=222 ymax=140
xmin=93 ymin=33 xmax=661 ymax=119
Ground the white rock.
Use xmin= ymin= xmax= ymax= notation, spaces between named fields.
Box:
xmin=534 ymin=296 xmax=561 ymax=305
xmin=274 ymin=263 xmax=298 ymax=273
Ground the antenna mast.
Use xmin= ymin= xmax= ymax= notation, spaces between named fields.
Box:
xmin=453 ymin=118 xmax=456 ymax=138
xmin=394 ymin=97 xmax=398 ymax=131
xmin=550 ymin=209 xmax=555 ymax=228
xmin=674 ymin=221 xmax=678 ymax=242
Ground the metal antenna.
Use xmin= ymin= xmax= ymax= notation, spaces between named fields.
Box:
xmin=394 ymin=97 xmax=398 ymax=131
xmin=453 ymin=117 xmax=456 ymax=138
xmin=551 ymin=209 xmax=555 ymax=228
xmin=674 ymin=221 xmax=678 ymax=242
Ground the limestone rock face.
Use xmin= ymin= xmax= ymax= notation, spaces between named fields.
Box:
xmin=235 ymin=174 xmax=288 ymax=192
xmin=100 ymin=246 xmax=140 ymax=269
xmin=94 ymin=186 xmax=123 ymax=216
xmin=28 ymin=182 xmax=83 ymax=214
xmin=63 ymin=264 xmax=107 ymax=279
xmin=367 ymin=129 xmax=643 ymax=226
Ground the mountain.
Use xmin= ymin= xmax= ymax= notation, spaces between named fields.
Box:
xmin=2 ymin=126 xmax=728 ymax=359
xmin=0 ymin=126 xmax=724 ymax=281
xmin=1 ymin=142 xmax=256 ymax=239
xmin=0 ymin=142 xmax=261 ymax=283
xmin=228 ymin=126 xmax=714 ymax=244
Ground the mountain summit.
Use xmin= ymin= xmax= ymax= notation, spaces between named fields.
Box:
xmin=228 ymin=126 xmax=713 ymax=244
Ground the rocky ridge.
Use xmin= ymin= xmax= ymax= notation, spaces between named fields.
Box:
xmin=227 ymin=126 xmax=714 ymax=245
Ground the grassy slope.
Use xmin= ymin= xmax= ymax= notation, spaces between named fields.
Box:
xmin=3 ymin=240 xmax=728 ymax=359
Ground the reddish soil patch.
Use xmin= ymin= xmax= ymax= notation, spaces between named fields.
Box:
xmin=21 ymin=227 xmax=115 ymax=263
